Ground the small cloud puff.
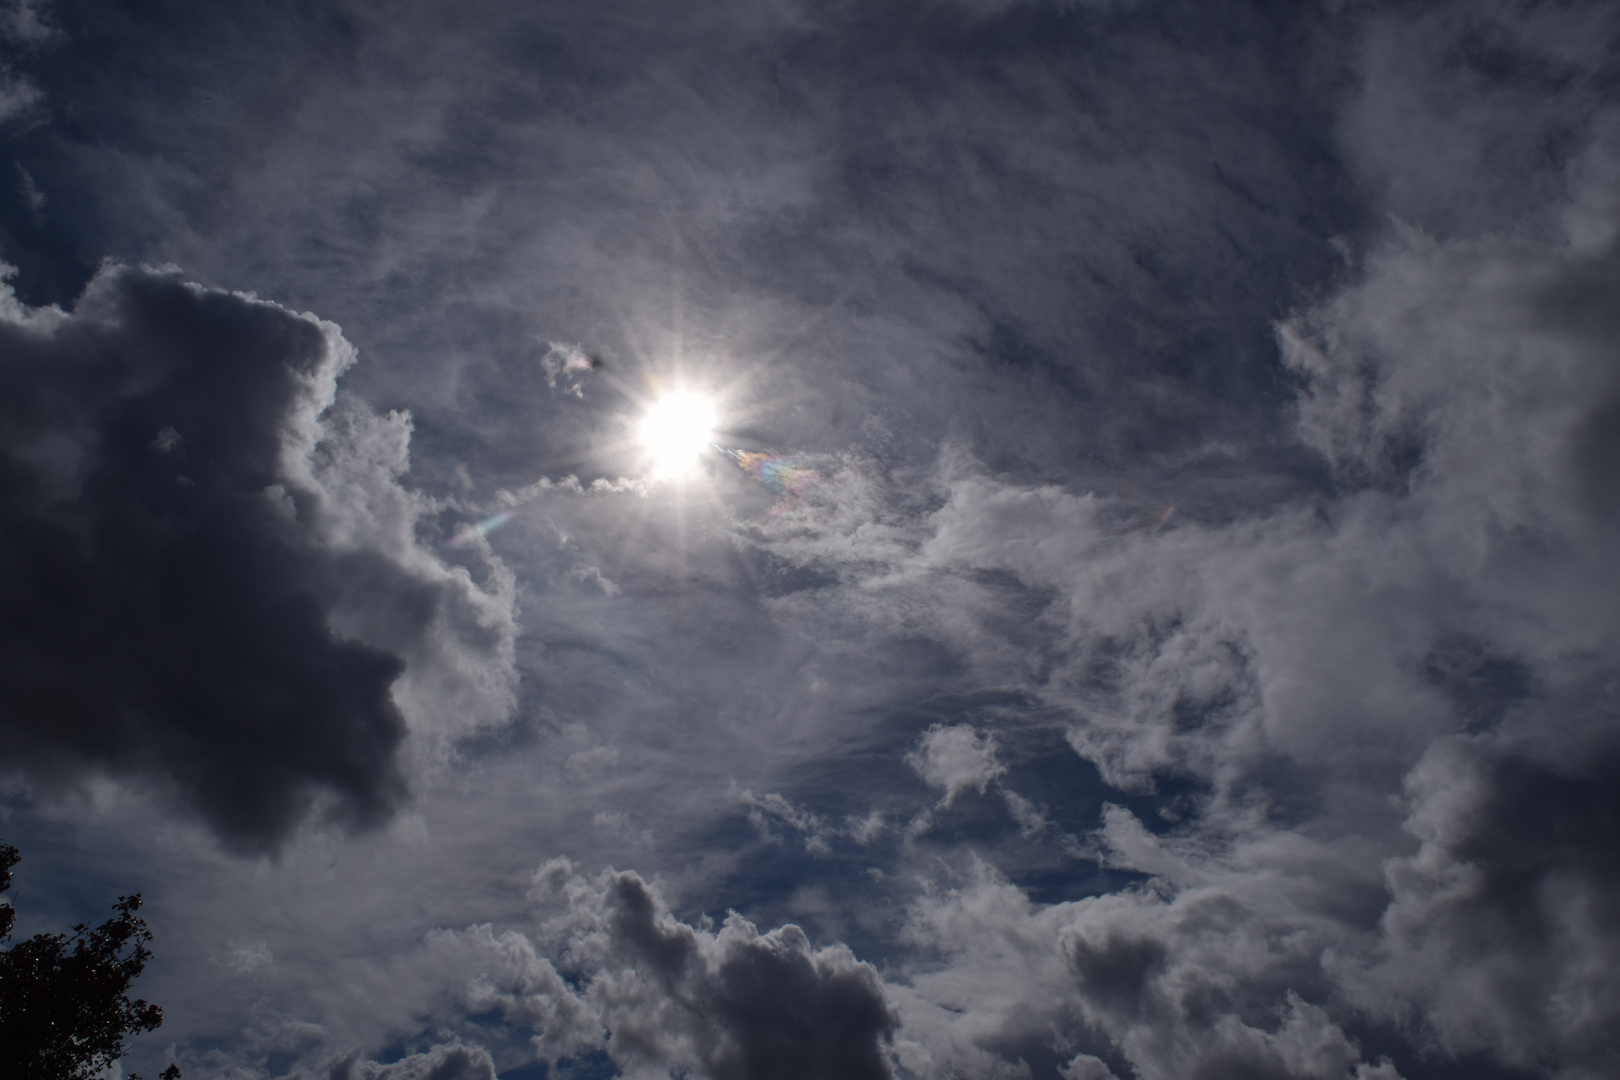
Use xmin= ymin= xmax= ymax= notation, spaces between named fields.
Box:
xmin=223 ymin=940 xmax=273 ymax=975
xmin=539 ymin=341 xmax=600 ymax=396
xmin=907 ymin=724 xmax=1006 ymax=807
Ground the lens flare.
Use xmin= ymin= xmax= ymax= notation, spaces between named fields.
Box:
xmin=447 ymin=511 xmax=513 ymax=548
xmin=639 ymin=392 xmax=717 ymax=477
xmin=728 ymin=450 xmax=817 ymax=497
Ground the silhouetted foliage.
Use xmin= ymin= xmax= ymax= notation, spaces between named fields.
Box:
xmin=0 ymin=844 xmax=181 ymax=1080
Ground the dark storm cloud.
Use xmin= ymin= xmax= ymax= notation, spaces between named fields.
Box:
xmin=0 ymin=262 xmax=516 ymax=850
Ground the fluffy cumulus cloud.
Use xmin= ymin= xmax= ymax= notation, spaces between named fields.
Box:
xmin=397 ymin=861 xmax=895 ymax=1080
xmin=1276 ymin=224 xmax=1620 ymax=1077
xmin=859 ymin=236 xmax=1620 ymax=1080
xmin=908 ymin=724 xmax=1006 ymax=807
xmin=0 ymin=263 xmax=517 ymax=850
xmin=840 ymin=168 xmax=1619 ymax=1080
xmin=480 ymin=210 xmax=1620 ymax=1078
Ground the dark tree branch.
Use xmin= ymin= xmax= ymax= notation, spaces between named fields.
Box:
xmin=0 ymin=843 xmax=181 ymax=1080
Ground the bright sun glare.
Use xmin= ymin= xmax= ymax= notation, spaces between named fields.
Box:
xmin=639 ymin=392 xmax=717 ymax=478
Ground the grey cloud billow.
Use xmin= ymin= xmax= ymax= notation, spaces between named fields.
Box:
xmin=600 ymin=871 xmax=896 ymax=1080
xmin=858 ymin=232 xmax=1620 ymax=1080
xmin=721 ymin=24 xmax=1620 ymax=1067
xmin=0 ymin=262 xmax=516 ymax=849
xmin=345 ymin=1041 xmax=499 ymax=1080
xmin=423 ymin=863 xmax=896 ymax=1080
xmin=1379 ymin=733 xmax=1620 ymax=1071
xmin=848 ymin=244 xmax=1619 ymax=1080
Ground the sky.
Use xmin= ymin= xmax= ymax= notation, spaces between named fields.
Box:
xmin=0 ymin=1 xmax=1617 ymax=1079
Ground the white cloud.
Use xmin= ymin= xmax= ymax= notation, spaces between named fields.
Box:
xmin=724 ymin=54 xmax=1620 ymax=1074
xmin=907 ymin=725 xmax=1006 ymax=808
xmin=11 ymin=3 xmax=1620 ymax=1079
xmin=442 ymin=864 xmax=897 ymax=1080
xmin=223 ymin=940 xmax=274 ymax=975
xmin=742 ymin=790 xmax=835 ymax=855
xmin=0 ymin=70 xmax=40 ymax=124
xmin=349 ymin=1040 xmax=499 ymax=1080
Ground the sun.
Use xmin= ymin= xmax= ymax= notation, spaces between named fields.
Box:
xmin=639 ymin=391 xmax=717 ymax=478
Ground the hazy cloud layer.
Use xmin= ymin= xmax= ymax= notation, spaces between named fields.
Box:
xmin=0 ymin=0 xmax=1616 ymax=1079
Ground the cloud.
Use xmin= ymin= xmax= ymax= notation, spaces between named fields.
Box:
xmin=907 ymin=724 xmax=1006 ymax=808
xmin=590 ymin=871 xmax=896 ymax=1080
xmin=0 ymin=67 xmax=40 ymax=124
xmin=3 ymin=3 xmax=1618 ymax=1080
xmin=0 ymin=1 xmax=51 ymax=128
xmin=421 ymin=920 xmax=602 ymax=1066
xmin=222 ymin=940 xmax=273 ymax=975
xmin=539 ymin=340 xmax=600 ymax=396
xmin=713 ymin=32 xmax=1620 ymax=1073
xmin=885 ymin=156 xmax=1620 ymax=1080
xmin=419 ymin=861 xmax=898 ymax=1080
xmin=890 ymin=850 xmax=1404 ymax=1080
xmin=890 ymin=226 xmax=1620 ymax=1078
xmin=1341 ymin=2 xmax=1620 ymax=239
xmin=0 ymin=263 xmax=517 ymax=851
xmin=1058 ymin=1055 xmax=1118 ymax=1080
xmin=347 ymin=1040 xmax=499 ymax=1080
xmin=0 ymin=0 xmax=54 ymax=45
xmin=742 ymin=790 xmax=836 ymax=855
xmin=1356 ymin=727 xmax=1620 ymax=1073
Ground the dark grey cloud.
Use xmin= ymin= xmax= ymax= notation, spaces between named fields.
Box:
xmin=385 ymin=863 xmax=896 ymax=1080
xmin=326 ymin=1041 xmax=499 ymax=1080
xmin=1376 ymin=723 xmax=1620 ymax=1075
xmin=1342 ymin=0 xmax=1620 ymax=239
xmin=0 ymin=263 xmax=516 ymax=851
xmin=599 ymin=870 xmax=895 ymax=1080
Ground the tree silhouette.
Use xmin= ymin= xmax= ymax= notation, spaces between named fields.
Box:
xmin=0 ymin=843 xmax=181 ymax=1080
